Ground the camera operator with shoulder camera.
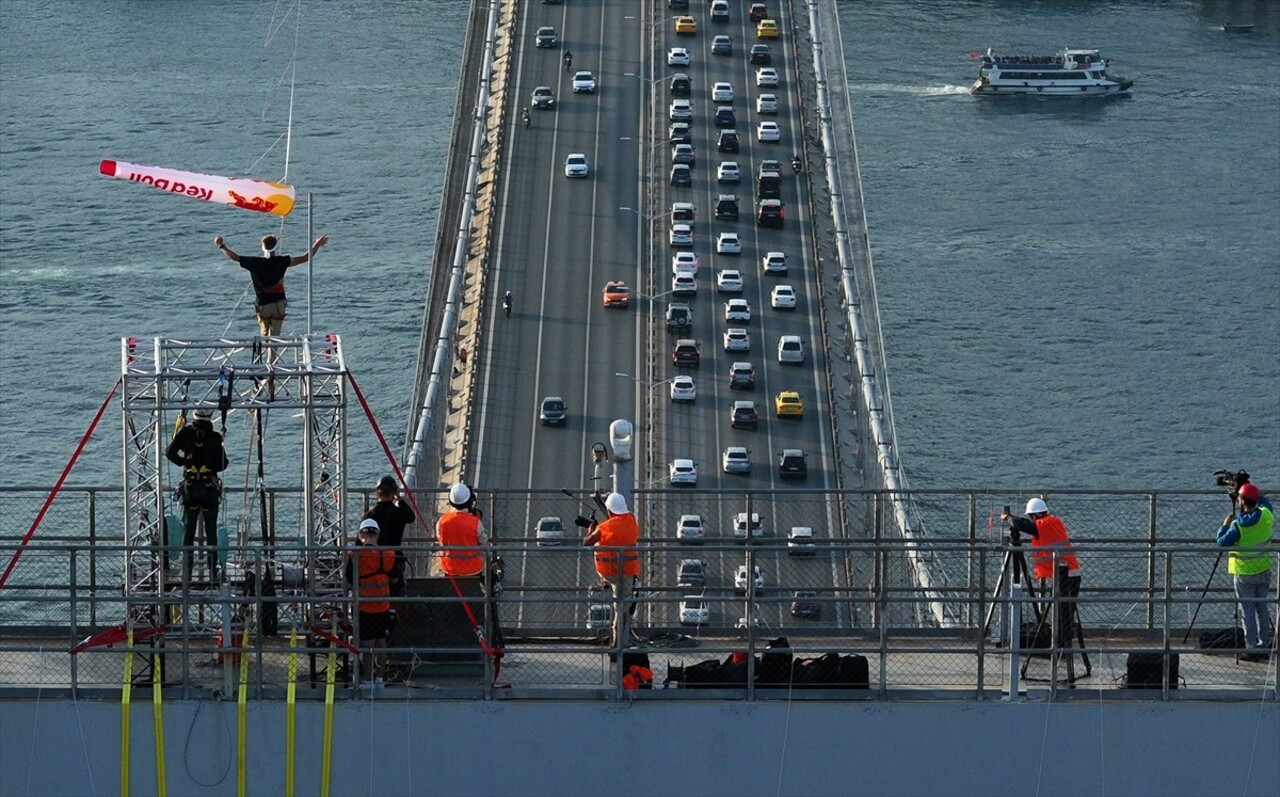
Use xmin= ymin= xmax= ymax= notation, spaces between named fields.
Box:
xmin=1002 ymin=497 xmax=1082 ymax=648
xmin=1215 ymin=477 xmax=1274 ymax=662
xmin=580 ymin=492 xmax=641 ymax=648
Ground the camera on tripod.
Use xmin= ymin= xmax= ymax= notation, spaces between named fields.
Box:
xmin=1213 ymin=468 xmax=1251 ymax=499
xmin=1000 ymin=505 xmax=1024 ymax=546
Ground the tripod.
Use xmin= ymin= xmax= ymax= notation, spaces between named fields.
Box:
xmin=985 ymin=541 xmax=1090 ymax=684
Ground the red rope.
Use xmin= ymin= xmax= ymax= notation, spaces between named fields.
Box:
xmin=1 ymin=379 xmax=120 ymax=590
xmin=345 ymin=369 xmax=506 ymax=684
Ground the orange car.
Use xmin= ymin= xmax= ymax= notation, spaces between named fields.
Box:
xmin=602 ymin=281 xmax=630 ymax=308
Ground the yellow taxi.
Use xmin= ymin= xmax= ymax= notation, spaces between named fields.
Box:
xmin=602 ymin=281 xmax=630 ymax=308
xmin=756 ymin=19 xmax=779 ymax=39
xmin=774 ymin=390 xmax=803 ymax=418
xmin=675 ymin=16 xmax=697 ymax=35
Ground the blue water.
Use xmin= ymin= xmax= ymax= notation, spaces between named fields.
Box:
xmin=1 ymin=0 xmax=1277 ymax=494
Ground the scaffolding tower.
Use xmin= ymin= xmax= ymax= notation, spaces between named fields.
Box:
xmin=121 ymin=334 xmax=349 ymax=627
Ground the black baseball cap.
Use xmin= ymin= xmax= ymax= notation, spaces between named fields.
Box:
xmin=376 ymin=476 xmax=398 ymax=492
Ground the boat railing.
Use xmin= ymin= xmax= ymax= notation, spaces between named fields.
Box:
xmin=0 ymin=486 xmax=1273 ymax=701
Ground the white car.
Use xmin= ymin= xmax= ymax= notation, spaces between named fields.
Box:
xmin=672 ymin=272 xmax=697 ymax=295
xmin=724 ymin=298 xmax=751 ymax=322
xmin=667 ymin=47 xmax=691 ymax=67
xmin=722 ymin=446 xmax=752 ymax=474
xmin=777 ymin=334 xmax=805 ymax=364
xmin=679 ymin=595 xmax=710 ymax=625
xmin=756 ymin=93 xmax=778 ymax=114
xmin=716 ymin=269 xmax=744 ymax=292
xmin=534 ymin=516 xmax=566 ymax=546
xmin=717 ymin=162 xmax=740 ymax=183
xmin=756 ymin=121 xmax=781 ymax=142
xmin=756 ymin=67 xmax=779 ymax=87
xmin=676 ymin=513 xmax=706 ymax=543
xmin=669 ymin=223 xmax=693 ymax=247
xmin=672 ymin=251 xmax=700 ymax=274
xmin=564 ymin=153 xmax=589 ymax=178
xmin=787 ymin=526 xmax=816 ymax=555
xmin=712 ymin=81 xmax=734 ymax=102
xmin=734 ymin=564 xmax=766 ymax=593
xmin=669 ymin=98 xmax=693 ymax=121
xmin=609 ymin=418 xmax=634 ymax=461
xmin=762 ymin=251 xmax=787 ymax=274
xmin=733 ymin=511 xmax=765 ymax=539
xmin=717 ymin=232 xmax=742 ymax=254
xmin=571 ymin=70 xmax=597 ymax=93
xmin=723 ymin=328 xmax=750 ymax=352
xmin=770 ymin=284 xmax=797 ymax=309
xmin=669 ymin=458 xmax=698 ymax=486
xmin=670 ymin=374 xmax=697 ymax=402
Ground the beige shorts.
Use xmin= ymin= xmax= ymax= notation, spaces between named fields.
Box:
xmin=255 ymin=299 xmax=287 ymax=334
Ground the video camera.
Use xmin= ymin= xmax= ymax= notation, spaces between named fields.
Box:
xmin=1213 ymin=469 xmax=1251 ymax=500
xmin=1001 ymin=505 xmax=1023 ymax=547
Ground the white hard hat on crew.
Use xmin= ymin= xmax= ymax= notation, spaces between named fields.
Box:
xmin=605 ymin=492 xmax=628 ymax=515
xmin=449 ymin=483 xmax=474 ymax=508
xmin=1026 ymin=497 xmax=1048 ymax=516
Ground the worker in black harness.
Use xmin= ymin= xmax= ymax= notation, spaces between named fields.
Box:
xmin=167 ymin=408 xmax=229 ymax=581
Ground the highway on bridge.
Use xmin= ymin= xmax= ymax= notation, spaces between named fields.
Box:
xmin=466 ymin=1 xmax=851 ymax=635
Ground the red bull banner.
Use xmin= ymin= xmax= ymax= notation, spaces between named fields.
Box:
xmin=99 ymin=159 xmax=296 ymax=217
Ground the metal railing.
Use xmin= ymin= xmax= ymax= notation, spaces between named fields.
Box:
xmin=1 ymin=486 xmax=1274 ymax=701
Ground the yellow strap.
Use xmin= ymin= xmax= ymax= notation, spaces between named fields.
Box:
xmin=152 ymin=651 xmax=167 ymax=797
xmin=321 ymin=623 xmax=337 ymax=797
xmin=285 ymin=628 xmax=297 ymax=797
xmin=121 ymin=631 xmax=134 ymax=797
xmin=237 ymin=623 xmax=250 ymax=797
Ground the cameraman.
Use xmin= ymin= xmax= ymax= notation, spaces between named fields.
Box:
xmin=1003 ymin=497 xmax=1082 ymax=648
xmin=436 ymin=483 xmax=488 ymax=579
xmin=1216 ymin=482 xmax=1274 ymax=662
xmin=582 ymin=492 xmax=641 ymax=649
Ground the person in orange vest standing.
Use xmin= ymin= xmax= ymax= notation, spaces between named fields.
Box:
xmin=345 ymin=518 xmax=395 ymax=687
xmin=1004 ymin=497 xmax=1082 ymax=648
xmin=436 ymin=483 xmax=489 ymax=579
xmin=582 ymin=492 xmax=641 ymax=649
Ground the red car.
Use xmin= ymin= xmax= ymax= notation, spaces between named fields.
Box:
xmin=602 ymin=281 xmax=630 ymax=308
xmin=672 ymin=339 xmax=701 ymax=368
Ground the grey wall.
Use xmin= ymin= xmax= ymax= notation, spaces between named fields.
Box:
xmin=2 ymin=698 xmax=1277 ymax=796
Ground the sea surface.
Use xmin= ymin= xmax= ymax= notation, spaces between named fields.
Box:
xmin=1 ymin=0 xmax=1277 ymax=498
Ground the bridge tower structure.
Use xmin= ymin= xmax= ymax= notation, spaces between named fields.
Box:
xmin=119 ymin=334 xmax=349 ymax=627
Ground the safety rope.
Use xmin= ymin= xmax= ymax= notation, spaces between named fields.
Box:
xmin=120 ymin=631 xmax=134 ymax=797
xmin=320 ymin=617 xmax=337 ymax=797
xmin=152 ymin=647 xmax=168 ymax=797
xmin=0 ymin=379 xmax=119 ymax=589
xmin=285 ymin=627 xmax=298 ymax=797
xmin=345 ymin=369 xmax=507 ymax=685
xmin=237 ymin=623 xmax=250 ymax=797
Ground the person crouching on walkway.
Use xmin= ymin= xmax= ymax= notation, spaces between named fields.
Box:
xmin=346 ymin=518 xmax=394 ymax=687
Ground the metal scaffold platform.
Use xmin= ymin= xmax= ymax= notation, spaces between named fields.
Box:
xmin=119 ymin=334 xmax=350 ymax=630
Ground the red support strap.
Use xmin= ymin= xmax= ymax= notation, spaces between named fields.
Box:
xmin=1 ymin=379 xmax=120 ymax=590
xmin=71 ymin=623 xmax=166 ymax=655
xmin=308 ymin=626 xmax=362 ymax=657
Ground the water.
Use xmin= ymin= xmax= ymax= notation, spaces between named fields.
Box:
xmin=2 ymin=0 xmax=1277 ymax=498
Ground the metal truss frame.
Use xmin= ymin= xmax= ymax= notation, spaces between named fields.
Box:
xmin=120 ymin=334 xmax=348 ymax=628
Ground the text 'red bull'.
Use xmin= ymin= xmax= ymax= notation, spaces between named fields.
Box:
xmin=99 ymin=159 xmax=296 ymax=217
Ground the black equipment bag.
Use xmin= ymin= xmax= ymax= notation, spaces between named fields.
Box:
xmin=837 ymin=654 xmax=870 ymax=688
xmin=680 ymin=658 xmax=725 ymax=688
xmin=719 ymin=653 xmax=751 ymax=686
xmin=1124 ymin=652 xmax=1179 ymax=689
xmin=1197 ymin=627 xmax=1245 ymax=651
xmin=758 ymin=636 xmax=793 ymax=686
xmin=791 ymin=652 xmax=842 ymax=688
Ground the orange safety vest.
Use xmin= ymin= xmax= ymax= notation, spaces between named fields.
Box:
xmin=350 ymin=547 xmax=395 ymax=613
xmin=1030 ymin=515 xmax=1080 ymax=579
xmin=594 ymin=513 xmax=641 ymax=578
xmin=437 ymin=510 xmax=484 ymax=577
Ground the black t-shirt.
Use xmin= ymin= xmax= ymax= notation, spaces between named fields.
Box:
xmin=238 ymin=254 xmax=291 ymax=304
xmin=366 ymin=499 xmax=416 ymax=548
xmin=165 ymin=421 xmax=229 ymax=472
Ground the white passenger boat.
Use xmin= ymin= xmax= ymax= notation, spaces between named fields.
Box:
xmin=971 ymin=47 xmax=1133 ymax=96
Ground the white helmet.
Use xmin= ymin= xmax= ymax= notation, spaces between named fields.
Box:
xmin=448 ymin=483 xmax=474 ymax=508
xmin=1025 ymin=497 xmax=1048 ymax=515
xmin=358 ymin=518 xmax=380 ymax=534
xmin=193 ymin=408 xmax=213 ymax=420
xmin=605 ymin=492 xmax=628 ymax=515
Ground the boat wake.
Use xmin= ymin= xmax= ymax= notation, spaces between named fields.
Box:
xmin=856 ymin=83 xmax=971 ymax=97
